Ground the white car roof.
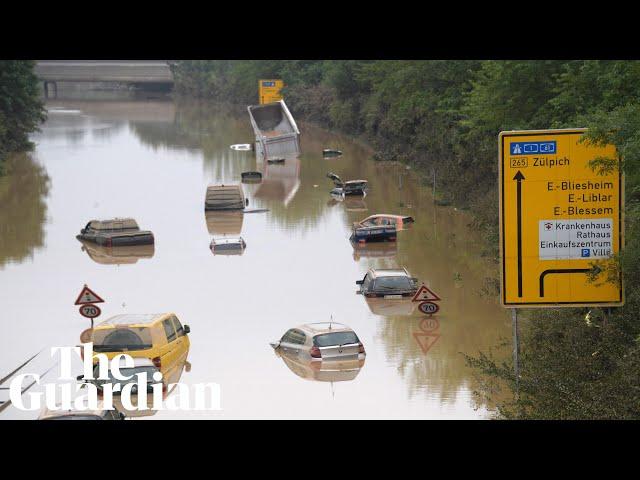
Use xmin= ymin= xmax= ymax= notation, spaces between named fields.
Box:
xmin=370 ymin=268 xmax=410 ymax=278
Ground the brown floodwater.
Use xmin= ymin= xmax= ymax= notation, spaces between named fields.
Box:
xmin=0 ymin=96 xmax=510 ymax=419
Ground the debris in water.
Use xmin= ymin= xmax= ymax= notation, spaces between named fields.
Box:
xmin=323 ymin=149 xmax=343 ymax=157
xmin=230 ymin=144 xmax=253 ymax=151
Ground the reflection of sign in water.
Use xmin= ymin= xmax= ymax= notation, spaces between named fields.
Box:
xmin=259 ymin=79 xmax=284 ymax=104
xmin=500 ymin=129 xmax=623 ymax=307
xmin=412 ymin=317 xmax=441 ymax=354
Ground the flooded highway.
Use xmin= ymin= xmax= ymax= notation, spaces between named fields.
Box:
xmin=0 ymin=96 xmax=511 ymax=419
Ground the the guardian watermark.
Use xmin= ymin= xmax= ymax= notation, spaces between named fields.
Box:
xmin=9 ymin=344 xmax=221 ymax=413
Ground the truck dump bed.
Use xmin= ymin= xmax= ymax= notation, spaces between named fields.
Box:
xmin=248 ymin=100 xmax=300 ymax=159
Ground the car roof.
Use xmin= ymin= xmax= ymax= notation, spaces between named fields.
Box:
xmin=87 ymin=218 xmax=140 ymax=230
xmin=364 ymin=214 xmax=404 ymax=220
xmin=296 ymin=322 xmax=354 ymax=335
xmin=369 ymin=268 xmax=410 ymax=278
xmin=94 ymin=313 xmax=171 ymax=327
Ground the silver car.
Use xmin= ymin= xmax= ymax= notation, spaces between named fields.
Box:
xmin=270 ymin=322 xmax=366 ymax=361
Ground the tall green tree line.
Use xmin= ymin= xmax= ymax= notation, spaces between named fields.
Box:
xmin=0 ymin=60 xmax=46 ymax=174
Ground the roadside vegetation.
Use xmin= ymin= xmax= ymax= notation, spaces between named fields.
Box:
xmin=0 ymin=60 xmax=46 ymax=174
xmin=173 ymin=60 xmax=640 ymax=418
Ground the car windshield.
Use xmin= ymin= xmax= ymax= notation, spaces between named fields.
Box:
xmin=314 ymin=331 xmax=359 ymax=347
xmin=93 ymin=365 xmax=158 ymax=387
xmin=92 ymin=327 xmax=153 ymax=352
xmin=375 ymin=276 xmax=412 ymax=290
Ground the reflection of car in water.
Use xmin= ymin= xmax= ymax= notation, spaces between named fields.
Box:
xmin=38 ymin=401 xmax=125 ymax=420
xmin=351 ymin=238 xmax=397 ymax=260
xmin=254 ymin=156 xmax=300 ymax=207
xmin=364 ymin=297 xmax=418 ymax=316
xmin=275 ymin=348 xmax=365 ymax=382
xmin=79 ymin=357 xmax=162 ymax=395
xmin=270 ymin=322 xmax=366 ymax=363
xmin=89 ymin=314 xmax=191 ymax=383
xmin=76 ymin=218 xmax=154 ymax=246
xmin=78 ymin=239 xmax=155 ymax=265
xmin=110 ymin=357 xmax=191 ymax=419
xmin=356 ymin=268 xmax=419 ymax=298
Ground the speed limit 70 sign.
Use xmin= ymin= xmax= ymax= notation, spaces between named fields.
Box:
xmin=79 ymin=304 xmax=101 ymax=319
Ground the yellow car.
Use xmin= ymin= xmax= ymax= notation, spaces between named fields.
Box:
xmin=90 ymin=313 xmax=190 ymax=384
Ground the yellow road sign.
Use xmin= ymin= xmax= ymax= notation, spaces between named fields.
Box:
xmin=499 ymin=129 xmax=623 ymax=307
xmin=259 ymin=79 xmax=284 ymax=104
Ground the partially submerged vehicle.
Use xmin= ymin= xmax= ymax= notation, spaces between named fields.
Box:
xmin=326 ymin=172 xmax=368 ymax=196
xmin=78 ymin=239 xmax=155 ymax=265
xmin=38 ymin=401 xmax=124 ymax=420
xmin=210 ymin=236 xmax=246 ymax=255
xmin=354 ymin=214 xmax=415 ymax=230
xmin=270 ymin=322 xmax=366 ymax=362
xmin=204 ymin=184 xmax=248 ymax=211
xmin=267 ymin=157 xmax=285 ymax=164
xmin=356 ymin=268 xmax=419 ymax=298
xmin=351 ymin=224 xmax=397 ymax=243
xmin=241 ymin=171 xmax=262 ymax=183
xmin=77 ymin=218 xmax=154 ymax=247
xmin=89 ymin=314 xmax=191 ymax=383
xmin=248 ymin=100 xmax=300 ymax=160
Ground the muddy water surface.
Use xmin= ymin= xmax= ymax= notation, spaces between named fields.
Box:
xmin=0 ymin=98 xmax=510 ymax=419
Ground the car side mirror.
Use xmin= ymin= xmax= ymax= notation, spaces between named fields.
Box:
xmin=356 ymin=280 xmax=363 ymax=285
xmin=76 ymin=375 xmax=84 ymax=381
xmin=183 ymin=325 xmax=191 ymax=334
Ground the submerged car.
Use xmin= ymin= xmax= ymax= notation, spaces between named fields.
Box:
xmin=356 ymin=268 xmax=419 ymax=298
xmin=38 ymin=401 xmax=124 ymax=420
xmin=270 ymin=322 xmax=366 ymax=362
xmin=76 ymin=218 xmax=154 ymax=247
xmin=354 ymin=214 xmax=414 ymax=230
xmin=323 ymin=149 xmax=343 ymax=157
xmin=351 ymin=224 xmax=397 ymax=243
xmin=210 ymin=236 xmax=246 ymax=255
xmin=89 ymin=313 xmax=191 ymax=382
xmin=204 ymin=184 xmax=248 ymax=211
xmin=326 ymin=172 xmax=368 ymax=196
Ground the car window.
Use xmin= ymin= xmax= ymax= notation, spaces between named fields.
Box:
xmin=93 ymin=327 xmax=153 ymax=352
xmin=374 ymin=276 xmax=412 ymax=290
xmin=163 ymin=319 xmax=177 ymax=342
xmin=281 ymin=329 xmax=295 ymax=343
xmin=290 ymin=329 xmax=306 ymax=345
xmin=361 ymin=218 xmax=376 ymax=227
xmin=172 ymin=316 xmax=185 ymax=337
xmin=314 ymin=331 xmax=359 ymax=347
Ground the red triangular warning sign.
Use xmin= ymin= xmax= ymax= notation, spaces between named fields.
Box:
xmin=74 ymin=285 xmax=105 ymax=305
xmin=412 ymin=332 xmax=441 ymax=354
xmin=412 ymin=285 xmax=441 ymax=302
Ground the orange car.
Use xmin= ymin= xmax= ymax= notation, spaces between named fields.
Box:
xmin=354 ymin=214 xmax=414 ymax=230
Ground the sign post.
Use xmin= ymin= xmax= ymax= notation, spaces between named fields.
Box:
xmin=499 ymin=129 xmax=624 ymax=388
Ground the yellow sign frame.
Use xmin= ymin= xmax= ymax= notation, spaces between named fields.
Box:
xmin=499 ymin=128 xmax=624 ymax=308
xmin=259 ymin=79 xmax=284 ymax=105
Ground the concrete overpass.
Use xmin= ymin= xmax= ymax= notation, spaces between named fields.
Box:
xmin=35 ymin=61 xmax=174 ymax=97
